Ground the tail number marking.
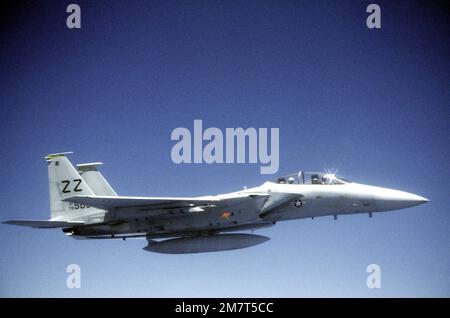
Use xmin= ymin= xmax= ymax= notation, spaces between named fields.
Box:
xmin=61 ymin=179 xmax=83 ymax=193
xmin=69 ymin=202 xmax=91 ymax=210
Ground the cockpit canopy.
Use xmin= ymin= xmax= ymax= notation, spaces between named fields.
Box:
xmin=274 ymin=171 xmax=350 ymax=185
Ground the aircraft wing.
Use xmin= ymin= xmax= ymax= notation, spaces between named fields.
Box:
xmin=63 ymin=194 xmax=269 ymax=210
xmin=3 ymin=220 xmax=85 ymax=228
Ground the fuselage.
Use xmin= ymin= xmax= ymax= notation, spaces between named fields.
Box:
xmin=259 ymin=181 xmax=428 ymax=221
xmin=67 ymin=181 xmax=428 ymax=239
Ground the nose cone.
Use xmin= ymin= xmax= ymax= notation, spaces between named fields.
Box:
xmin=373 ymin=187 xmax=429 ymax=212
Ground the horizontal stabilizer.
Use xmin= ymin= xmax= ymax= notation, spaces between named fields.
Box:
xmin=3 ymin=220 xmax=84 ymax=228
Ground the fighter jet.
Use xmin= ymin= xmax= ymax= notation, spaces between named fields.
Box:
xmin=3 ymin=152 xmax=429 ymax=254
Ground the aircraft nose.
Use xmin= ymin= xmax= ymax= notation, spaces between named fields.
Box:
xmin=374 ymin=187 xmax=429 ymax=212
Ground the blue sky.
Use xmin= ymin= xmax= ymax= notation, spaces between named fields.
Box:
xmin=0 ymin=0 xmax=448 ymax=297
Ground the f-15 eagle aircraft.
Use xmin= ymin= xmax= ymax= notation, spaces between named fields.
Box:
xmin=3 ymin=152 xmax=428 ymax=254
